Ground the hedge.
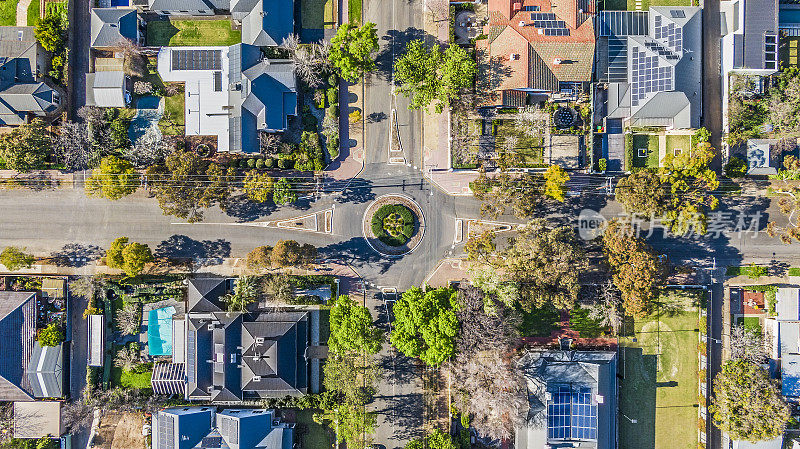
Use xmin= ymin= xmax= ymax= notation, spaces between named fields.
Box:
xmin=370 ymin=204 xmax=416 ymax=247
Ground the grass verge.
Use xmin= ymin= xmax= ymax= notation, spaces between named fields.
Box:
xmin=0 ymin=0 xmax=18 ymax=26
xmin=27 ymin=0 xmax=39 ymax=26
xmin=348 ymin=0 xmax=361 ymax=24
xmin=296 ymin=410 xmax=333 ymax=449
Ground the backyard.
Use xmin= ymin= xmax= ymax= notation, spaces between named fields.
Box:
xmin=159 ymin=89 xmax=185 ymax=135
xmin=495 ymin=119 xmax=545 ymax=168
xmin=737 ymin=315 xmax=763 ymax=334
xmin=301 ymin=0 xmax=336 ymax=29
xmin=631 ymin=133 xmax=660 ymax=168
xmin=618 ymin=301 xmax=700 ymax=449
xmin=146 ymin=19 xmax=241 ymax=47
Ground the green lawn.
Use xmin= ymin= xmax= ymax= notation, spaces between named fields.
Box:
xmin=632 ymin=134 xmax=660 ymax=168
xmin=0 ymin=0 xmax=18 ymax=26
xmin=27 ymin=0 xmax=39 ymax=26
xmin=318 ymin=308 xmax=330 ymax=344
xmin=159 ymin=92 xmax=185 ymax=136
xmin=665 ymin=134 xmax=691 ymax=157
xmin=302 ymin=0 xmax=335 ymax=29
xmin=726 ymin=265 xmax=768 ymax=278
xmin=569 ymin=307 xmax=609 ymax=338
xmin=790 ymin=267 xmax=800 ymax=276
xmin=495 ymin=119 xmax=545 ymax=167
xmin=737 ymin=316 xmax=763 ymax=335
xmin=296 ymin=410 xmax=333 ymax=449
xmin=348 ymin=0 xmax=361 ymax=24
xmin=519 ymin=305 xmax=561 ymax=337
xmin=146 ymin=20 xmax=241 ymax=47
xmin=619 ymin=305 xmax=699 ymax=449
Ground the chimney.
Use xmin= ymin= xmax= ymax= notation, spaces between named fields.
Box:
xmin=510 ymin=53 xmax=519 ymax=61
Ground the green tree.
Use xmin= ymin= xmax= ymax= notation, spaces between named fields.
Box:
xmin=147 ymin=151 xmax=236 ymax=223
xmin=602 ymin=220 xmax=667 ymax=317
xmin=105 ymin=237 xmax=129 ymax=269
xmin=395 ymin=40 xmax=477 ymax=113
xmin=243 ymin=170 xmax=274 ymax=203
xmin=329 ymin=295 xmax=383 ymax=354
xmin=270 ymin=240 xmax=316 ymax=267
xmin=615 ymin=169 xmax=667 ymax=218
xmin=120 ymin=242 xmax=153 ymax=276
xmin=329 ymin=22 xmax=379 ymax=82
xmin=405 ymin=430 xmax=456 ymax=449
xmin=543 ymin=165 xmax=569 ymax=202
xmin=222 ymin=275 xmax=258 ymax=313
xmin=245 ymin=245 xmax=273 ymax=270
xmin=710 ymin=359 xmax=790 ymax=442
xmin=37 ymin=323 xmax=64 ymax=347
xmin=34 ymin=14 xmax=64 ymax=53
xmin=390 ymin=286 xmax=459 ymax=366
xmin=272 ymin=177 xmax=297 ymax=205
xmin=658 ymin=143 xmax=719 ymax=235
xmin=35 ymin=437 xmax=57 ymax=449
xmin=85 ymin=155 xmax=139 ymax=200
xmin=0 ymin=247 xmax=34 ymax=271
xmin=0 ymin=120 xmax=50 ymax=172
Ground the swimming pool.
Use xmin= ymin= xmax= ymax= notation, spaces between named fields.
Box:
xmin=128 ymin=96 xmax=164 ymax=145
xmin=147 ymin=306 xmax=175 ymax=356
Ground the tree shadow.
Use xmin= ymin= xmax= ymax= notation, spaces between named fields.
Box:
xmin=154 ymin=235 xmax=231 ymax=264
xmin=49 ymin=243 xmax=103 ymax=267
xmin=318 ymin=237 xmax=395 ymax=273
xmin=334 ymin=179 xmax=376 ymax=204
xmin=224 ymin=194 xmax=278 ymax=222
xmin=376 ymin=351 xmax=419 ymax=385
xmin=373 ymin=27 xmax=428 ymax=82
xmin=373 ymin=392 xmax=425 ymax=441
xmin=367 ymin=112 xmax=388 ymax=123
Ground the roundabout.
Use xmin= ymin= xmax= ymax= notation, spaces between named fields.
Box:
xmin=362 ymin=194 xmax=425 ymax=257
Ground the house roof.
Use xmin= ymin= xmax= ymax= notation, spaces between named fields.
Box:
xmin=85 ymin=71 xmax=126 ymax=108
xmin=516 ymin=350 xmax=617 ymax=449
xmin=240 ymin=0 xmax=293 ymax=47
xmin=478 ymin=0 xmax=596 ymax=103
xmin=0 ymin=27 xmax=59 ymax=123
xmin=88 ymin=314 xmax=104 ymax=367
xmin=739 ymin=0 xmax=778 ymax=70
xmin=0 ymin=292 xmax=37 ymax=401
xmin=784 ymin=353 xmax=800 ymax=397
xmin=25 ymin=342 xmax=64 ymax=398
xmin=148 ymin=0 xmax=220 ymax=12
xmin=13 ymin=401 xmax=63 ymax=438
xmin=154 ymin=408 xmax=293 ymax=449
xmin=90 ymin=8 xmax=138 ymax=48
xmin=777 ymin=287 xmax=800 ymax=321
xmin=153 ymin=407 xmax=216 ymax=449
xmin=187 ymin=278 xmax=229 ymax=313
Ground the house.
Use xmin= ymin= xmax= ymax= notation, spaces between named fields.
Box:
xmin=90 ymin=8 xmax=139 ymax=49
xmin=516 ymin=349 xmax=617 ymax=449
xmin=85 ymin=71 xmax=129 ymax=108
xmin=13 ymin=401 xmax=63 ymax=438
xmin=772 ymin=287 xmax=800 ymax=398
xmin=0 ymin=291 xmax=65 ymax=401
xmin=597 ymin=7 xmax=702 ymax=130
xmin=157 ymin=44 xmax=297 ymax=153
xmin=476 ymin=0 xmax=597 ymax=107
xmin=0 ymin=27 xmax=62 ymax=126
xmin=152 ymin=407 xmax=293 ymax=449
xmin=172 ymin=278 xmax=319 ymax=401
xmin=729 ymin=437 xmax=783 ymax=449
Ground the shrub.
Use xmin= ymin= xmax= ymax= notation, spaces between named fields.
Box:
xmin=278 ymin=158 xmax=292 ymax=170
xmin=255 ymin=158 xmax=265 ymax=169
xmin=327 ymin=87 xmax=339 ymax=105
xmin=0 ymin=247 xmax=34 ymax=271
xmin=349 ymin=109 xmax=362 ymax=123
xmin=302 ymin=113 xmax=317 ymax=131
xmin=598 ymin=158 xmax=607 ymax=172
xmin=247 ymin=158 xmax=257 ymax=168
xmin=370 ymin=204 xmax=416 ymax=246
xmin=38 ymin=323 xmax=64 ymax=346
xmin=264 ymin=158 xmax=275 ymax=169
xmin=328 ymin=73 xmax=338 ymax=87
xmin=725 ymin=157 xmax=747 ymax=178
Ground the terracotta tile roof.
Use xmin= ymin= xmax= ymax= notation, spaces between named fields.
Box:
xmin=481 ymin=0 xmax=596 ymax=103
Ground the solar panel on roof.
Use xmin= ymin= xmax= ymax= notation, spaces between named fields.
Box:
xmin=525 ymin=5 xmax=540 ymax=11
xmin=547 ymin=385 xmax=599 ymax=441
xmin=171 ymin=49 xmax=222 ymax=71
xmin=670 ymin=9 xmax=685 ymax=18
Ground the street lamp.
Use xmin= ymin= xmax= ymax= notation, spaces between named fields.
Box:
xmin=621 ymin=413 xmax=638 ymax=424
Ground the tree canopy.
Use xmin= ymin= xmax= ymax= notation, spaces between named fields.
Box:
xmin=37 ymin=323 xmax=64 ymax=347
xmin=395 ymin=40 xmax=477 ymax=113
xmin=34 ymin=14 xmax=65 ymax=53
xmin=390 ymin=286 xmax=459 ymax=366
xmin=146 ymin=151 xmax=235 ymax=223
xmin=272 ymin=177 xmax=297 ymax=205
xmin=405 ymin=430 xmax=456 ymax=449
xmin=543 ymin=165 xmax=569 ymax=202
xmin=85 ymin=155 xmax=140 ymax=200
xmin=105 ymin=237 xmax=153 ymax=276
xmin=328 ymin=23 xmax=379 ymax=82
xmin=0 ymin=120 xmax=50 ymax=172
xmin=0 ymin=247 xmax=34 ymax=271
xmin=615 ymin=169 xmax=667 ymax=218
xmin=658 ymin=143 xmax=719 ymax=235
xmin=710 ymin=359 xmax=790 ymax=442
xmin=602 ymin=219 xmax=667 ymax=317
xmin=243 ymin=171 xmax=274 ymax=203
xmin=270 ymin=240 xmax=316 ymax=267
xmin=329 ymin=295 xmax=383 ymax=354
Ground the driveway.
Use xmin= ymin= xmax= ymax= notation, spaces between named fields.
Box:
xmin=701 ymin=0 xmax=723 ymax=170
xmin=68 ymin=0 xmax=90 ymax=120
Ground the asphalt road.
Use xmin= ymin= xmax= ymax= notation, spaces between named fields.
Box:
xmin=701 ymin=0 xmax=723 ymax=170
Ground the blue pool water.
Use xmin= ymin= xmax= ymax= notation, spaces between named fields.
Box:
xmin=147 ymin=306 xmax=175 ymax=356
xmin=111 ymin=0 xmax=129 ymax=5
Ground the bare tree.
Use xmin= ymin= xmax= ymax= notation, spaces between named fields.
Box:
xmin=115 ymin=303 xmax=140 ymax=336
xmin=78 ymin=106 xmax=104 ymax=124
xmin=54 ymin=122 xmax=100 ymax=170
xmin=260 ymin=133 xmax=281 ymax=154
xmin=425 ymin=0 xmax=450 ymax=22
xmin=114 ymin=344 xmax=140 ymax=371
xmin=279 ymin=34 xmax=300 ymax=53
xmin=124 ymin=126 xmax=171 ymax=167
xmin=281 ymin=35 xmax=331 ymax=88
xmin=515 ymin=106 xmax=548 ymax=139
xmin=587 ymin=280 xmax=623 ymax=335
xmin=730 ymin=324 xmax=770 ymax=364
xmin=262 ymin=274 xmax=295 ymax=304
xmin=69 ymin=276 xmax=96 ymax=299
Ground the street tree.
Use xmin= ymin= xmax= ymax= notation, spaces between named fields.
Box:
xmin=53 ymin=121 xmax=100 ymax=170
xmin=243 ymin=170 xmax=275 ymax=203
xmin=115 ymin=303 xmax=140 ymax=335
xmin=105 ymin=237 xmax=153 ymax=276
xmin=0 ymin=247 xmax=34 ymax=271
xmin=146 ymin=151 xmax=236 ymax=223
xmin=730 ymin=324 xmax=769 ymax=364
xmin=543 ymin=165 xmax=569 ymax=202
xmin=658 ymin=143 xmax=719 ymax=235
xmin=602 ymin=219 xmax=667 ymax=317
xmin=272 ymin=177 xmax=297 ymax=205
xmin=710 ymin=359 xmax=790 ymax=442
xmin=245 ymin=245 xmax=273 ymax=271
xmin=615 ymin=169 xmax=667 ymax=218
xmin=270 ymin=240 xmax=316 ymax=267
xmin=395 ymin=40 xmax=477 ymax=113
xmin=390 ymin=286 xmax=459 ymax=366
xmin=85 ymin=155 xmax=139 ymax=200
xmin=329 ymin=22 xmax=379 ymax=82
xmin=329 ymin=295 xmax=383 ymax=354
xmin=0 ymin=120 xmax=50 ymax=172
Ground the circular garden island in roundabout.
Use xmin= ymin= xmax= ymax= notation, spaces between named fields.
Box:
xmin=362 ymin=194 xmax=425 ymax=257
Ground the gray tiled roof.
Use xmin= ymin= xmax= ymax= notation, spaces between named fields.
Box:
xmin=0 ymin=292 xmax=37 ymax=401
xmin=741 ymin=0 xmax=778 ymax=69
xmin=90 ymin=8 xmax=138 ymax=48
xmin=25 ymin=342 xmax=64 ymax=398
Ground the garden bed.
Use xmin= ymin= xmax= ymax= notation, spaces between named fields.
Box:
xmin=362 ymin=194 xmax=425 ymax=257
